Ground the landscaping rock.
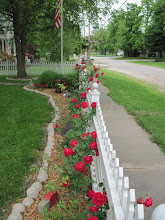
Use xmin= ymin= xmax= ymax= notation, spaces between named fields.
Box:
xmin=27 ymin=186 xmax=39 ymax=199
xmin=47 ymin=123 xmax=53 ymax=132
xmin=38 ymin=199 xmax=51 ymax=213
xmin=48 ymin=131 xmax=54 ymax=137
xmin=31 ymin=182 xmax=42 ymax=192
xmin=7 ymin=213 xmax=23 ymax=220
xmin=12 ymin=203 xmax=25 ymax=213
xmin=22 ymin=197 xmax=34 ymax=207
xmin=48 ymin=136 xmax=54 ymax=142
xmin=37 ymin=170 xmax=48 ymax=182
xmin=44 ymin=146 xmax=52 ymax=153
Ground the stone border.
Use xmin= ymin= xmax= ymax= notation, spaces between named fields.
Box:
xmin=7 ymin=86 xmax=60 ymax=220
xmin=6 ymin=77 xmax=38 ymax=81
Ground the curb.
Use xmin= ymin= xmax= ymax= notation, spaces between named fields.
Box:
xmin=7 ymin=86 xmax=60 ymax=220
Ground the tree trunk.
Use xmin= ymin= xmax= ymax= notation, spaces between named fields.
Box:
xmin=86 ymin=42 xmax=92 ymax=66
xmin=13 ymin=5 xmax=27 ymax=78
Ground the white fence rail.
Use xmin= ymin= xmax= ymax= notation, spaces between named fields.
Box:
xmin=0 ymin=60 xmax=76 ymax=75
xmin=82 ymin=77 xmax=144 ymax=219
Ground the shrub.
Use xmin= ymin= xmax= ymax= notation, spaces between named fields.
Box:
xmin=39 ymin=71 xmax=79 ymax=90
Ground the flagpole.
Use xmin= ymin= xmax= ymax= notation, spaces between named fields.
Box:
xmin=61 ymin=0 xmax=63 ymax=74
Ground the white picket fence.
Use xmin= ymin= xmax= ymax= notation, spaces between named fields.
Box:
xmin=80 ymin=69 xmax=144 ymax=219
xmin=0 ymin=60 xmax=76 ymax=75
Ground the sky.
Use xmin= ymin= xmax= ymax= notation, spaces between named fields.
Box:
xmin=82 ymin=0 xmax=142 ymax=36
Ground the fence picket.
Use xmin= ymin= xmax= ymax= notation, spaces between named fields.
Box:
xmin=0 ymin=60 xmax=76 ymax=75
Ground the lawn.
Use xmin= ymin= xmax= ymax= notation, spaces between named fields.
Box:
xmin=0 ymin=85 xmax=53 ymax=217
xmin=113 ymin=57 xmax=154 ymax=60
xmin=128 ymin=61 xmax=165 ymax=69
xmin=100 ymin=69 xmax=165 ymax=152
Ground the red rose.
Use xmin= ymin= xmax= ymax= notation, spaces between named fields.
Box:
xmin=101 ymin=72 xmax=104 ymax=75
xmin=93 ymin=65 xmax=95 ymax=68
xmin=82 ymin=66 xmax=85 ymax=70
xmin=81 ymin=92 xmax=87 ymax=98
xmin=82 ymin=168 xmax=87 ymax=174
xmin=70 ymin=139 xmax=77 ymax=148
xmin=63 ymin=148 xmax=72 ymax=157
xmin=66 ymin=85 xmax=69 ymax=88
xmin=96 ymin=149 xmax=99 ymax=156
xmin=89 ymin=141 xmax=97 ymax=150
xmin=45 ymin=84 xmax=48 ymax=87
xmin=81 ymin=62 xmax=84 ymax=65
xmin=63 ymin=82 xmax=66 ymax=84
xmin=54 ymin=124 xmax=58 ymax=128
xmin=76 ymin=104 xmax=80 ymax=108
xmin=137 ymin=198 xmax=144 ymax=204
xmin=94 ymin=68 xmax=97 ymax=72
xmin=88 ymin=190 xmax=95 ymax=199
xmin=62 ymin=180 xmax=70 ymax=187
xmin=83 ymin=156 xmax=93 ymax=164
xmin=89 ymin=206 xmax=99 ymax=213
xmin=72 ymin=114 xmax=78 ymax=119
xmin=89 ymin=77 xmax=93 ymax=82
xmin=91 ymin=102 xmax=96 ymax=109
xmin=87 ymin=87 xmax=91 ymax=91
xmin=92 ymin=192 xmax=107 ymax=206
xmin=88 ymin=216 xmax=98 ymax=220
xmin=95 ymin=73 xmax=99 ymax=78
xmin=76 ymin=63 xmax=78 ymax=66
xmin=73 ymin=98 xmax=77 ymax=103
xmin=75 ymin=162 xmax=85 ymax=171
xmin=81 ymin=101 xmax=88 ymax=109
xmin=143 ymin=197 xmax=153 ymax=207
xmin=75 ymin=67 xmax=78 ymax=69
xmin=79 ymin=141 xmax=81 ymax=143
xmin=91 ymin=131 xmax=97 ymax=139
xmin=70 ymin=148 xmax=76 ymax=155
xmin=82 ymin=133 xmax=88 ymax=138
xmin=97 ymin=80 xmax=99 ymax=84
xmin=103 ymin=191 xmax=106 ymax=195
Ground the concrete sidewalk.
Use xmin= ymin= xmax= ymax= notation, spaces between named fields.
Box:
xmin=98 ymin=82 xmax=165 ymax=220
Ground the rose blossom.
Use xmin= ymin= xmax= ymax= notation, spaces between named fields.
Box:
xmin=89 ymin=206 xmax=99 ymax=213
xmin=91 ymin=102 xmax=96 ymax=109
xmin=76 ymin=63 xmax=78 ymax=66
xmin=63 ymin=148 xmax=72 ymax=157
xmin=89 ymin=77 xmax=93 ymax=82
xmin=143 ymin=197 xmax=153 ymax=207
xmin=87 ymin=87 xmax=91 ymax=91
xmin=92 ymin=192 xmax=107 ymax=206
xmin=88 ymin=190 xmax=95 ymax=199
xmin=75 ymin=67 xmax=78 ymax=70
xmin=89 ymin=141 xmax=97 ymax=150
xmin=82 ymin=66 xmax=85 ymax=70
xmin=137 ymin=198 xmax=144 ymax=204
xmin=81 ymin=62 xmax=84 ymax=65
xmin=72 ymin=114 xmax=78 ymax=119
xmin=96 ymin=149 xmax=99 ymax=156
xmin=91 ymin=131 xmax=97 ymax=139
xmin=88 ymin=216 xmax=98 ymax=220
xmin=72 ymin=98 xmax=77 ymax=103
xmin=94 ymin=68 xmax=97 ymax=72
xmin=62 ymin=180 xmax=70 ymax=187
xmin=82 ymin=168 xmax=87 ymax=174
xmin=81 ymin=101 xmax=88 ymax=109
xmin=97 ymin=80 xmax=99 ymax=84
xmin=101 ymin=72 xmax=104 ymax=75
xmin=76 ymin=104 xmax=80 ymax=109
xmin=83 ymin=155 xmax=93 ymax=164
xmin=74 ymin=162 xmax=85 ymax=171
xmin=54 ymin=124 xmax=58 ymax=128
xmin=70 ymin=148 xmax=75 ymax=155
xmin=95 ymin=73 xmax=99 ymax=78
xmin=103 ymin=191 xmax=107 ymax=195
xmin=81 ymin=92 xmax=87 ymax=98
xmin=70 ymin=139 xmax=77 ymax=148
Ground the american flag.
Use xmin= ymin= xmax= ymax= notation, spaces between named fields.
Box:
xmin=55 ymin=0 xmax=61 ymax=28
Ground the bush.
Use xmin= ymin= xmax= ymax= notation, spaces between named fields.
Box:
xmin=39 ymin=70 xmax=79 ymax=90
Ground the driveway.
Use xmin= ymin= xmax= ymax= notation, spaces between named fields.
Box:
xmin=92 ymin=56 xmax=165 ymax=93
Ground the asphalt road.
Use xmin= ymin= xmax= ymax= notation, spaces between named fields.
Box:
xmin=92 ymin=56 xmax=165 ymax=93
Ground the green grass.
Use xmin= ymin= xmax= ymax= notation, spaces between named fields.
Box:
xmin=100 ymin=69 xmax=165 ymax=152
xmin=0 ymin=86 xmax=53 ymax=217
xmin=113 ymin=56 xmax=154 ymax=60
xmin=128 ymin=61 xmax=165 ymax=69
xmin=90 ymin=52 xmax=116 ymax=57
xmin=0 ymin=75 xmax=39 ymax=83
